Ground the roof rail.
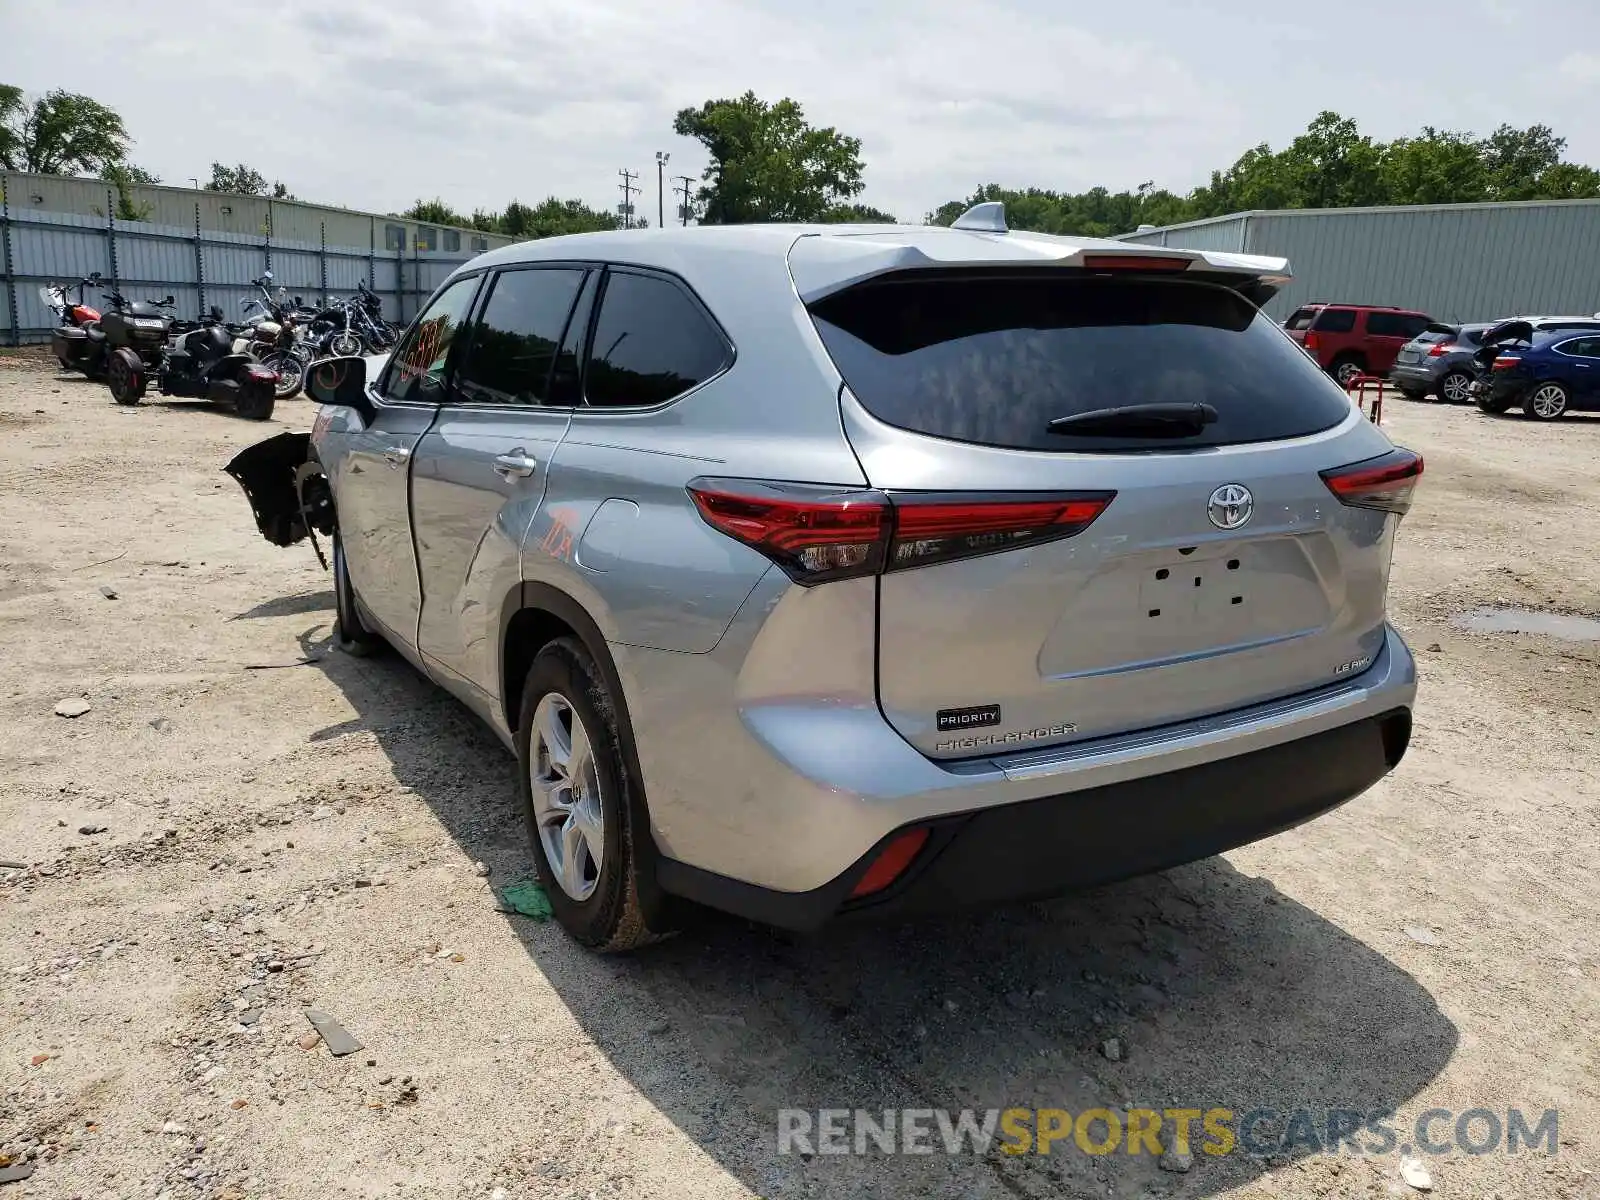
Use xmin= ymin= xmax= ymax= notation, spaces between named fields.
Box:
xmin=951 ymin=201 xmax=1008 ymax=233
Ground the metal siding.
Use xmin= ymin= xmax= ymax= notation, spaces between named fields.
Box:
xmin=1237 ymin=203 xmax=1600 ymax=321
xmin=0 ymin=205 xmax=481 ymax=341
xmin=1118 ymin=216 xmax=1246 ymax=251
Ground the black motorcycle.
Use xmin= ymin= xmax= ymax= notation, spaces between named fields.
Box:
xmin=107 ymin=305 xmax=279 ymax=421
xmin=50 ymin=277 xmax=173 ymax=381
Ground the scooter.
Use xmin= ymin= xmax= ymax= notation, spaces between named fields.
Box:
xmin=107 ymin=305 xmax=279 ymax=421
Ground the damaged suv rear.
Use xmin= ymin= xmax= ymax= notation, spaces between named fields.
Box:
xmin=230 ymin=210 xmax=1419 ymax=951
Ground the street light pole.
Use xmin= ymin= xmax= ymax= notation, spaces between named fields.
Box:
xmin=655 ymin=151 xmax=671 ymax=228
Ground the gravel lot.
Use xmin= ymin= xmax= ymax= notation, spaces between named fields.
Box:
xmin=1 ymin=351 xmax=1596 ymax=1200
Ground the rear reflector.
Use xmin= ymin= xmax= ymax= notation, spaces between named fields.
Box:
xmin=687 ymin=479 xmax=1116 ymax=585
xmin=850 ymin=828 xmax=930 ymax=898
xmin=1079 ymin=254 xmax=1190 ymax=273
xmin=1320 ymin=448 xmax=1423 ymax=515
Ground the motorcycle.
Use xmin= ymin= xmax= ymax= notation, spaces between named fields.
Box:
xmin=90 ymin=288 xmax=178 ymax=387
xmin=236 ymin=297 xmax=305 ymax=400
xmin=46 ymin=273 xmax=127 ymax=379
xmin=107 ymin=305 xmax=279 ymax=421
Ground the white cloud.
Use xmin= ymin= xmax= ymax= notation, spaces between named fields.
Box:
xmin=0 ymin=0 xmax=1597 ymax=223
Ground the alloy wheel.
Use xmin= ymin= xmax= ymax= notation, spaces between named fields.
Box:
xmin=1529 ymin=384 xmax=1567 ymax=419
xmin=529 ymin=693 xmax=605 ymax=901
xmin=1441 ymin=373 xmax=1472 ymax=403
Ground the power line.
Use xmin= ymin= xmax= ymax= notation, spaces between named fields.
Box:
xmin=617 ymin=169 xmax=639 ymax=229
xmin=674 ymin=175 xmax=694 ymax=227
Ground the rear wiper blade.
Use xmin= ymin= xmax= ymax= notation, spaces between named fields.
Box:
xmin=1046 ymin=403 xmax=1219 ymax=437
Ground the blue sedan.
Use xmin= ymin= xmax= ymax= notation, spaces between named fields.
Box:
xmin=1474 ymin=328 xmax=1600 ymax=420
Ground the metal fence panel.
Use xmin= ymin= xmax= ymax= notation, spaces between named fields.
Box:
xmin=1 ymin=205 xmax=485 ymax=342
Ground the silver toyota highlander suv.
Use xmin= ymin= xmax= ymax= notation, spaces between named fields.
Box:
xmin=228 ymin=204 xmax=1421 ymax=951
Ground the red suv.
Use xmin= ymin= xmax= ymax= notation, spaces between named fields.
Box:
xmin=1284 ymin=303 xmax=1436 ymax=386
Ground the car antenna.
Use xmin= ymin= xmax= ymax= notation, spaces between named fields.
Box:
xmin=951 ymin=201 xmax=1008 ymax=233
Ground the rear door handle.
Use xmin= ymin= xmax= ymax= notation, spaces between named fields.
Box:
xmin=383 ymin=446 xmax=411 ymax=469
xmin=493 ymin=452 xmax=538 ymax=480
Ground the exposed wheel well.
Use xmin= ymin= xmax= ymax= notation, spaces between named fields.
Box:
xmin=502 ymin=606 xmax=578 ymax=734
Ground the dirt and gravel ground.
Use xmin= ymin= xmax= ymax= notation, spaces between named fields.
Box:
xmin=1 ymin=350 xmax=1596 ymax=1200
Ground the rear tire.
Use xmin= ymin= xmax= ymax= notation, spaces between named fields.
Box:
xmin=262 ymin=351 xmax=304 ymax=400
xmin=1523 ymin=382 xmax=1570 ymax=421
xmin=1330 ymin=355 xmax=1365 ymax=387
xmin=332 ymin=533 xmax=385 ymax=656
xmin=234 ymin=379 xmax=275 ymax=421
xmin=107 ymin=348 xmax=146 ymax=405
xmin=516 ymin=637 xmax=669 ymax=952
xmin=1438 ymin=370 xmax=1474 ymax=405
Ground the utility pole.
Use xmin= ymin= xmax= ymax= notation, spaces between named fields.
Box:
xmin=674 ymin=176 xmax=694 ymax=227
xmin=617 ymin=169 xmax=639 ymax=229
xmin=655 ymin=151 xmax=670 ymax=228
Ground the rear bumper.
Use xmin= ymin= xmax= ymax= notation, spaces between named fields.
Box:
xmin=1389 ymin=363 xmax=1442 ymax=390
xmin=661 ymin=705 xmax=1411 ymax=931
xmin=651 ymin=623 xmax=1418 ymax=929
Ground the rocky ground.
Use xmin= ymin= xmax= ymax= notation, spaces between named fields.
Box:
xmin=1 ymin=350 xmax=1596 ymax=1199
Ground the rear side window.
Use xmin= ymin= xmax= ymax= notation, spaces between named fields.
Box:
xmin=584 ymin=271 xmax=731 ymax=408
xmin=454 ymin=267 xmax=585 ymax=406
xmin=1285 ymin=307 xmax=1318 ymax=331
xmin=808 ymin=275 xmax=1358 ymax=453
xmin=1312 ymin=308 xmax=1357 ymax=333
xmin=1367 ymin=312 xmax=1430 ymax=337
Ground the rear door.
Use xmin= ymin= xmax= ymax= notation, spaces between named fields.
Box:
xmin=809 ymin=271 xmax=1399 ymax=758
xmin=1365 ymin=312 xmax=1431 ymax=374
xmin=335 ymin=275 xmax=481 ymax=647
xmin=1553 ymin=336 xmax=1600 ymax=399
xmin=411 ymin=264 xmax=592 ymax=701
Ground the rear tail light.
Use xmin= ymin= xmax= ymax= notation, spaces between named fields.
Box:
xmin=1427 ymin=342 xmax=1455 ymax=357
xmin=1491 ymin=355 xmax=1521 ymax=370
xmin=1320 ymin=448 xmax=1423 ymax=516
xmin=850 ymin=828 xmax=930 ymax=898
xmin=1303 ymin=332 xmax=1321 ymax=353
xmin=687 ymin=479 xmax=1116 ymax=585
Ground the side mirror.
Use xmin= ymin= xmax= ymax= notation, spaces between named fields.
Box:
xmin=305 ymin=355 xmax=375 ymax=426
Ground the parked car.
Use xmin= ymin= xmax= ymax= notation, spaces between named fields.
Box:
xmin=1470 ymin=322 xmax=1600 ymax=419
xmin=228 ymin=213 xmax=1420 ymax=951
xmin=1284 ymin=303 xmax=1436 ymax=386
xmin=1390 ymin=322 xmax=1492 ymax=403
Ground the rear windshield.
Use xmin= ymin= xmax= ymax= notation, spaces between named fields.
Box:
xmin=808 ymin=274 xmax=1357 ymax=453
xmin=1285 ymin=307 xmax=1320 ymax=330
xmin=1412 ymin=330 xmax=1454 ymax=345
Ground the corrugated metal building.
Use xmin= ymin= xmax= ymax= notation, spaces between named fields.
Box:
xmin=1 ymin=171 xmax=514 ymax=256
xmin=1116 ymin=199 xmax=1600 ymax=324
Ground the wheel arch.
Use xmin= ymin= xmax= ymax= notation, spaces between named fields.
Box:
xmin=499 ymin=580 xmax=670 ymax=921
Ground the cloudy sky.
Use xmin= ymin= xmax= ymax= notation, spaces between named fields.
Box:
xmin=4 ymin=0 xmax=1598 ymax=223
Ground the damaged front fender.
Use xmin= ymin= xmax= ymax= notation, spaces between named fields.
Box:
xmin=224 ymin=430 xmax=334 ymax=548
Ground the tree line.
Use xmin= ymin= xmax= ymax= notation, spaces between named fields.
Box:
xmin=6 ymin=81 xmax=1598 ymax=241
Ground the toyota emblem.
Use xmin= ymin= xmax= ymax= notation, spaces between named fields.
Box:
xmin=1207 ymin=483 xmax=1254 ymax=530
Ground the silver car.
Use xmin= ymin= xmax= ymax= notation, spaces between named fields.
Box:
xmin=229 ymin=206 xmax=1421 ymax=951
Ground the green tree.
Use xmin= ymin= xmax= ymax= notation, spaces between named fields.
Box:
xmin=820 ymin=202 xmax=898 ymax=223
xmin=1379 ymin=128 xmax=1486 ymax=205
xmin=492 ymin=197 xmax=620 ymax=240
xmin=207 ymin=161 xmax=295 ymax=199
xmin=673 ymin=92 xmax=865 ymax=223
xmin=929 ymin=112 xmax=1600 ymax=236
xmin=405 ymin=197 xmax=469 ymax=227
xmin=99 ymin=161 xmax=157 ymax=220
xmin=0 ymin=85 xmax=129 ymax=174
